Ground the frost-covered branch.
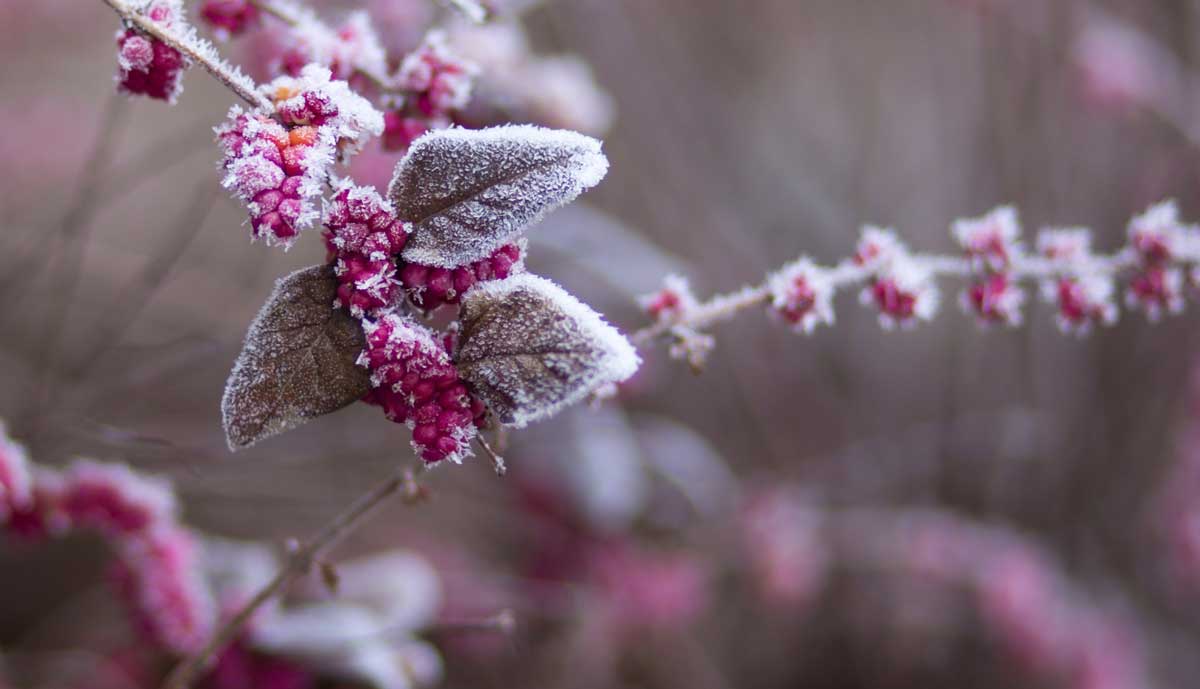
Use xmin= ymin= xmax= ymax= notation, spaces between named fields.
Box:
xmin=634 ymin=203 xmax=1194 ymax=367
xmin=101 ymin=0 xmax=268 ymax=107
xmin=161 ymin=467 xmax=427 ymax=689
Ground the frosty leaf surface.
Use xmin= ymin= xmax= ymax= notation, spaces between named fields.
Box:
xmin=455 ymin=274 xmax=640 ymax=428
xmin=222 ymin=265 xmax=370 ymax=450
xmin=390 ymin=125 xmax=608 ymax=268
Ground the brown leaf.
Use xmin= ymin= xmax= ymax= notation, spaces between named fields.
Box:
xmin=221 ymin=265 xmax=370 ymax=450
xmin=455 ymin=274 xmax=640 ymax=428
xmin=389 ymin=125 xmax=608 ymax=268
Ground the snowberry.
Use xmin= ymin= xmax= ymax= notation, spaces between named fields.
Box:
xmin=217 ymin=66 xmax=384 ymax=247
xmin=116 ymin=13 xmax=188 ymax=103
xmin=397 ymin=30 xmax=477 ymax=117
xmin=400 ymin=243 xmax=524 ymax=311
xmin=953 ymin=206 xmax=1022 ymax=273
xmin=1124 ymin=202 xmax=1192 ymax=320
xmin=766 ymin=259 xmax=836 ymax=334
xmin=359 ymin=314 xmax=484 ymax=464
xmin=1125 ymin=265 xmax=1185 ymax=321
xmin=962 ymin=273 xmax=1025 ymax=327
xmin=860 ymin=256 xmax=940 ymax=329
xmin=1128 ymin=201 xmax=1189 ymax=265
xmin=853 ymin=226 xmax=905 ymax=269
xmin=1043 ymin=275 xmax=1118 ymax=335
xmin=324 ymin=183 xmax=410 ymax=317
xmin=639 ymin=274 xmax=699 ymax=325
xmin=198 ymin=0 xmax=259 ymax=40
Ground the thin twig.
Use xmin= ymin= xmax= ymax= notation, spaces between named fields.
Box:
xmin=100 ymin=0 xmax=269 ymax=109
xmin=247 ymin=0 xmax=301 ymax=25
xmin=161 ymin=467 xmax=427 ymax=689
xmin=629 ymin=252 xmax=1143 ymax=348
xmin=475 ymin=435 xmax=507 ymax=476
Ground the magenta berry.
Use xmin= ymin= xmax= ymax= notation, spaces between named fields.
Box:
xmin=216 ymin=66 xmax=384 ymax=247
xmin=324 ymin=184 xmax=410 ymax=317
xmin=765 ymin=261 xmax=835 ymax=333
xmin=198 ymin=0 xmax=260 ymax=39
xmin=116 ymin=28 xmax=187 ymax=102
xmin=359 ymin=314 xmax=482 ymax=464
xmin=400 ymin=242 xmax=524 ymax=311
xmin=962 ymin=273 xmax=1025 ymax=326
xmin=381 ymin=31 xmax=477 ymax=152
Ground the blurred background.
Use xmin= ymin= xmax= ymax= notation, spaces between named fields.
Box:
xmin=4 ymin=0 xmax=1200 ymax=687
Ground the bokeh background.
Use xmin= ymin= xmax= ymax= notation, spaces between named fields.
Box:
xmin=4 ymin=0 xmax=1200 ymax=687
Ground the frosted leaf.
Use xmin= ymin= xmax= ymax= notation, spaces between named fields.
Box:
xmin=390 ymin=125 xmax=608 ymax=267
xmin=222 ymin=265 xmax=370 ymax=450
xmin=455 ymin=274 xmax=640 ymax=428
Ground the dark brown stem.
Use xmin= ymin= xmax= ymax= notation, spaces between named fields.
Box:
xmin=160 ymin=467 xmax=426 ymax=689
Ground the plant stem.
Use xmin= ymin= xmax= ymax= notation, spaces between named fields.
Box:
xmin=100 ymin=0 xmax=269 ymax=109
xmin=629 ymin=252 xmax=1144 ymax=348
xmin=160 ymin=467 xmax=426 ymax=689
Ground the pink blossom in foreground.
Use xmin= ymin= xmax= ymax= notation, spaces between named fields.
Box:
xmin=59 ymin=458 xmax=177 ymax=535
xmin=110 ymin=526 xmax=217 ymax=655
xmin=0 ymin=422 xmax=33 ymax=521
xmin=6 ymin=468 xmax=70 ymax=541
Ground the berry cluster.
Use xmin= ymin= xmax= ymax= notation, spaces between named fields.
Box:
xmin=639 ymin=200 xmax=1200 ymax=359
xmin=854 ymin=228 xmax=940 ymax=329
xmin=110 ymin=525 xmax=214 ymax=656
xmin=399 ymin=242 xmax=524 ymax=311
xmin=0 ymin=428 xmax=215 ymax=654
xmin=199 ymin=0 xmax=260 ymax=40
xmin=216 ymin=65 xmax=383 ymax=246
xmin=323 ymin=183 xmax=410 ymax=317
xmin=1126 ymin=201 xmax=1189 ymax=319
xmin=953 ymin=207 xmax=1026 ymax=326
xmin=766 ymin=260 xmax=836 ymax=334
xmin=0 ymin=423 xmax=447 ymax=683
xmin=383 ymin=31 xmax=478 ymax=152
xmin=639 ymin=274 xmax=699 ymax=325
xmin=115 ymin=1 xmax=188 ymax=102
xmin=273 ymin=10 xmax=389 ymax=85
xmin=1036 ymin=230 xmax=1119 ymax=333
xmin=360 ymin=315 xmax=486 ymax=464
